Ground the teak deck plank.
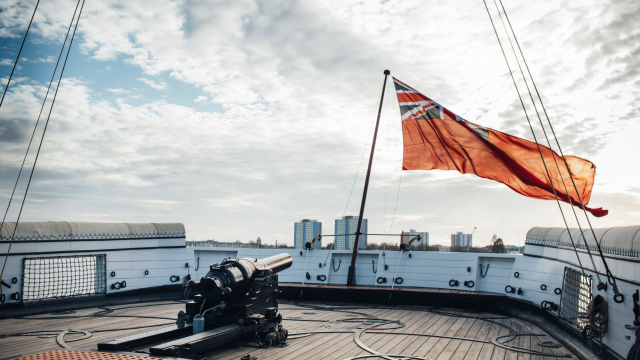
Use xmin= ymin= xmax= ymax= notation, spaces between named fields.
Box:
xmin=260 ymin=307 xmax=390 ymax=360
xmin=436 ymin=316 xmax=477 ymax=360
xmin=211 ymin=305 xmax=351 ymax=360
xmin=424 ymin=312 xmax=473 ymax=359
xmin=345 ymin=308 xmax=436 ymax=359
xmin=0 ymin=301 xmax=581 ymax=360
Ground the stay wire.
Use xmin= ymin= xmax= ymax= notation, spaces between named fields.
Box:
xmin=497 ymin=0 xmax=618 ymax=293
xmin=0 ymin=0 xmax=82 ymax=269
xmin=0 ymin=0 xmax=40 ymax=110
xmin=385 ymin=172 xmax=403 ymax=244
xmin=0 ymin=0 xmax=87 ymax=280
xmin=482 ymin=0 xmax=585 ymax=276
xmin=490 ymin=0 xmax=590 ymax=279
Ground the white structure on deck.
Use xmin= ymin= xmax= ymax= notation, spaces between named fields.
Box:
xmin=0 ymin=222 xmax=188 ymax=301
xmin=1 ymin=222 xmax=638 ymax=358
xmin=525 ymin=225 xmax=640 ymax=257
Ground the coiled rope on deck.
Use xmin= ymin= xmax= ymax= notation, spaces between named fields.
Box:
xmin=584 ymin=295 xmax=608 ymax=355
xmin=627 ymin=327 xmax=640 ymax=360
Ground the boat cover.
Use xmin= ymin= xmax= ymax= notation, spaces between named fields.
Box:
xmin=0 ymin=221 xmax=185 ymax=240
xmin=526 ymin=225 xmax=640 ymax=257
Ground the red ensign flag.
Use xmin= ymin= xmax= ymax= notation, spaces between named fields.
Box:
xmin=394 ymin=77 xmax=607 ymax=217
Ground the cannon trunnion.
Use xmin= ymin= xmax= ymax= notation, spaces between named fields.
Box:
xmin=98 ymin=253 xmax=293 ymax=358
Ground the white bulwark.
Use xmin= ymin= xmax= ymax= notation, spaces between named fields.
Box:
xmin=294 ymin=219 xmax=322 ymax=249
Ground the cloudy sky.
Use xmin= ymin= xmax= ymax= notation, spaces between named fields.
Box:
xmin=0 ymin=0 xmax=638 ymax=247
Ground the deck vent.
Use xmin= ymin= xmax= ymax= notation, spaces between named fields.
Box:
xmin=22 ymin=254 xmax=107 ymax=301
xmin=558 ymin=266 xmax=592 ymax=329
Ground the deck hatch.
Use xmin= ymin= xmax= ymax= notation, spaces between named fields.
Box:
xmin=21 ymin=254 xmax=107 ymax=301
xmin=558 ymin=266 xmax=592 ymax=329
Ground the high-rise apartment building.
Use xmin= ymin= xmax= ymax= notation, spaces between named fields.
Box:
xmin=450 ymin=232 xmax=472 ymax=248
xmin=401 ymin=229 xmax=429 ymax=247
xmin=294 ymin=219 xmax=322 ymax=249
xmin=335 ymin=216 xmax=367 ymax=250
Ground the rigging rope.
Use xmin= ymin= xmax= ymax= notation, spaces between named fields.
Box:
xmin=0 ymin=0 xmax=40 ymax=110
xmin=0 ymin=0 xmax=86 ymax=280
xmin=0 ymin=0 xmax=82 ymax=269
xmin=385 ymin=171 xmax=403 ymax=244
xmin=487 ymin=0 xmax=590 ymax=280
xmin=495 ymin=0 xmax=620 ymax=298
xmin=481 ymin=0 xmax=613 ymax=291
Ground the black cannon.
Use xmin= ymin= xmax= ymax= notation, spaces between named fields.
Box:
xmin=99 ymin=253 xmax=292 ymax=358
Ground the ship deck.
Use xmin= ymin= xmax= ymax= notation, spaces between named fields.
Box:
xmin=0 ymin=299 xmax=578 ymax=360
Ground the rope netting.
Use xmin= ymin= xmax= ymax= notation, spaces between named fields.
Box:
xmin=22 ymin=254 xmax=106 ymax=301
xmin=558 ymin=266 xmax=592 ymax=330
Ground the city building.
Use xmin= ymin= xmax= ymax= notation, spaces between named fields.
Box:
xmin=335 ymin=216 xmax=367 ymax=250
xmin=294 ymin=219 xmax=322 ymax=249
xmin=401 ymin=229 xmax=429 ymax=248
xmin=451 ymin=232 xmax=473 ymax=248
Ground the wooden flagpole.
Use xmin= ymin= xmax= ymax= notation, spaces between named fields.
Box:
xmin=347 ymin=69 xmax=390 ymax=286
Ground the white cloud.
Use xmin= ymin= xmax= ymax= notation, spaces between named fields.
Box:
xmin=0 ymin=0 xmax=638 ymax=246
xmin=31 ymin=56 xmax=55 ymax=63
xmin=137 ymin=78 xmax=167 ymax=90
xmin=106 ymin=88 xmax=131 ymax=94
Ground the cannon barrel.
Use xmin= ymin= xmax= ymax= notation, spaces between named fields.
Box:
xmin=190 ymin=253 xmax=292 ymax=301
xmin=253 ymin=253 xmax=293 ymax=273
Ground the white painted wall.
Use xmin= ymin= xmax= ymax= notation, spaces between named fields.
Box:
xmin=1 ymin=241 xmax=636 ymax=357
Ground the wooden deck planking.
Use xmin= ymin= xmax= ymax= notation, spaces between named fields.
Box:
xmin=0 ymin=302 xmax=183 ymax=357
xmin=515 ymin=320 xmax=532 ymax=360
xmin=384 ymin=309 xmax=446 ymax=356
xmin=398 ymin=310 xmax=448 ymax=356
xmin=209 ymin=305 xmax=353 ymax=360
xmin=490 ymin=319 xmax=512 ymax=360
xmin=433 ymin=315 xmax=475 ymax=360
xmin=526 ymin=320 xmax=578 ymax=360
xmin=448 ymin=315 xmax=488 ymax=360
xmin=208 ymin=305 xmax=395 ymax=360
xmin=475 ymin=319 xmax=504 ymax=360
xmin=412 ymin=315 xmax=476 ymax=357
xmin=344 ymin=308 xmax=438 ymax=359
xmin=423 ymin=314 xmax=470 ymax=359
xmin=452 ymin=316 xmax=493 ymax=360
xmin=0 ymin=301 xmax=580 ymax=360
xmin=257 ymin=307 xmax=393 ymax=360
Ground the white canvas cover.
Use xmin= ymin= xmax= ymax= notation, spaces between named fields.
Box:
xmin=0 ymin=221 xmax=185 ymax=240
xmin=526 ymin=225 xmax=640 ymax=257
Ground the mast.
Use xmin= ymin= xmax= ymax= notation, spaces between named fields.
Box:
xmin=347 ymin=69 xmax=390 ymax=286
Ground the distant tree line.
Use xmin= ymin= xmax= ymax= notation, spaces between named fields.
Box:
xmin=321 ymin=239 xmax=508 ymax=253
